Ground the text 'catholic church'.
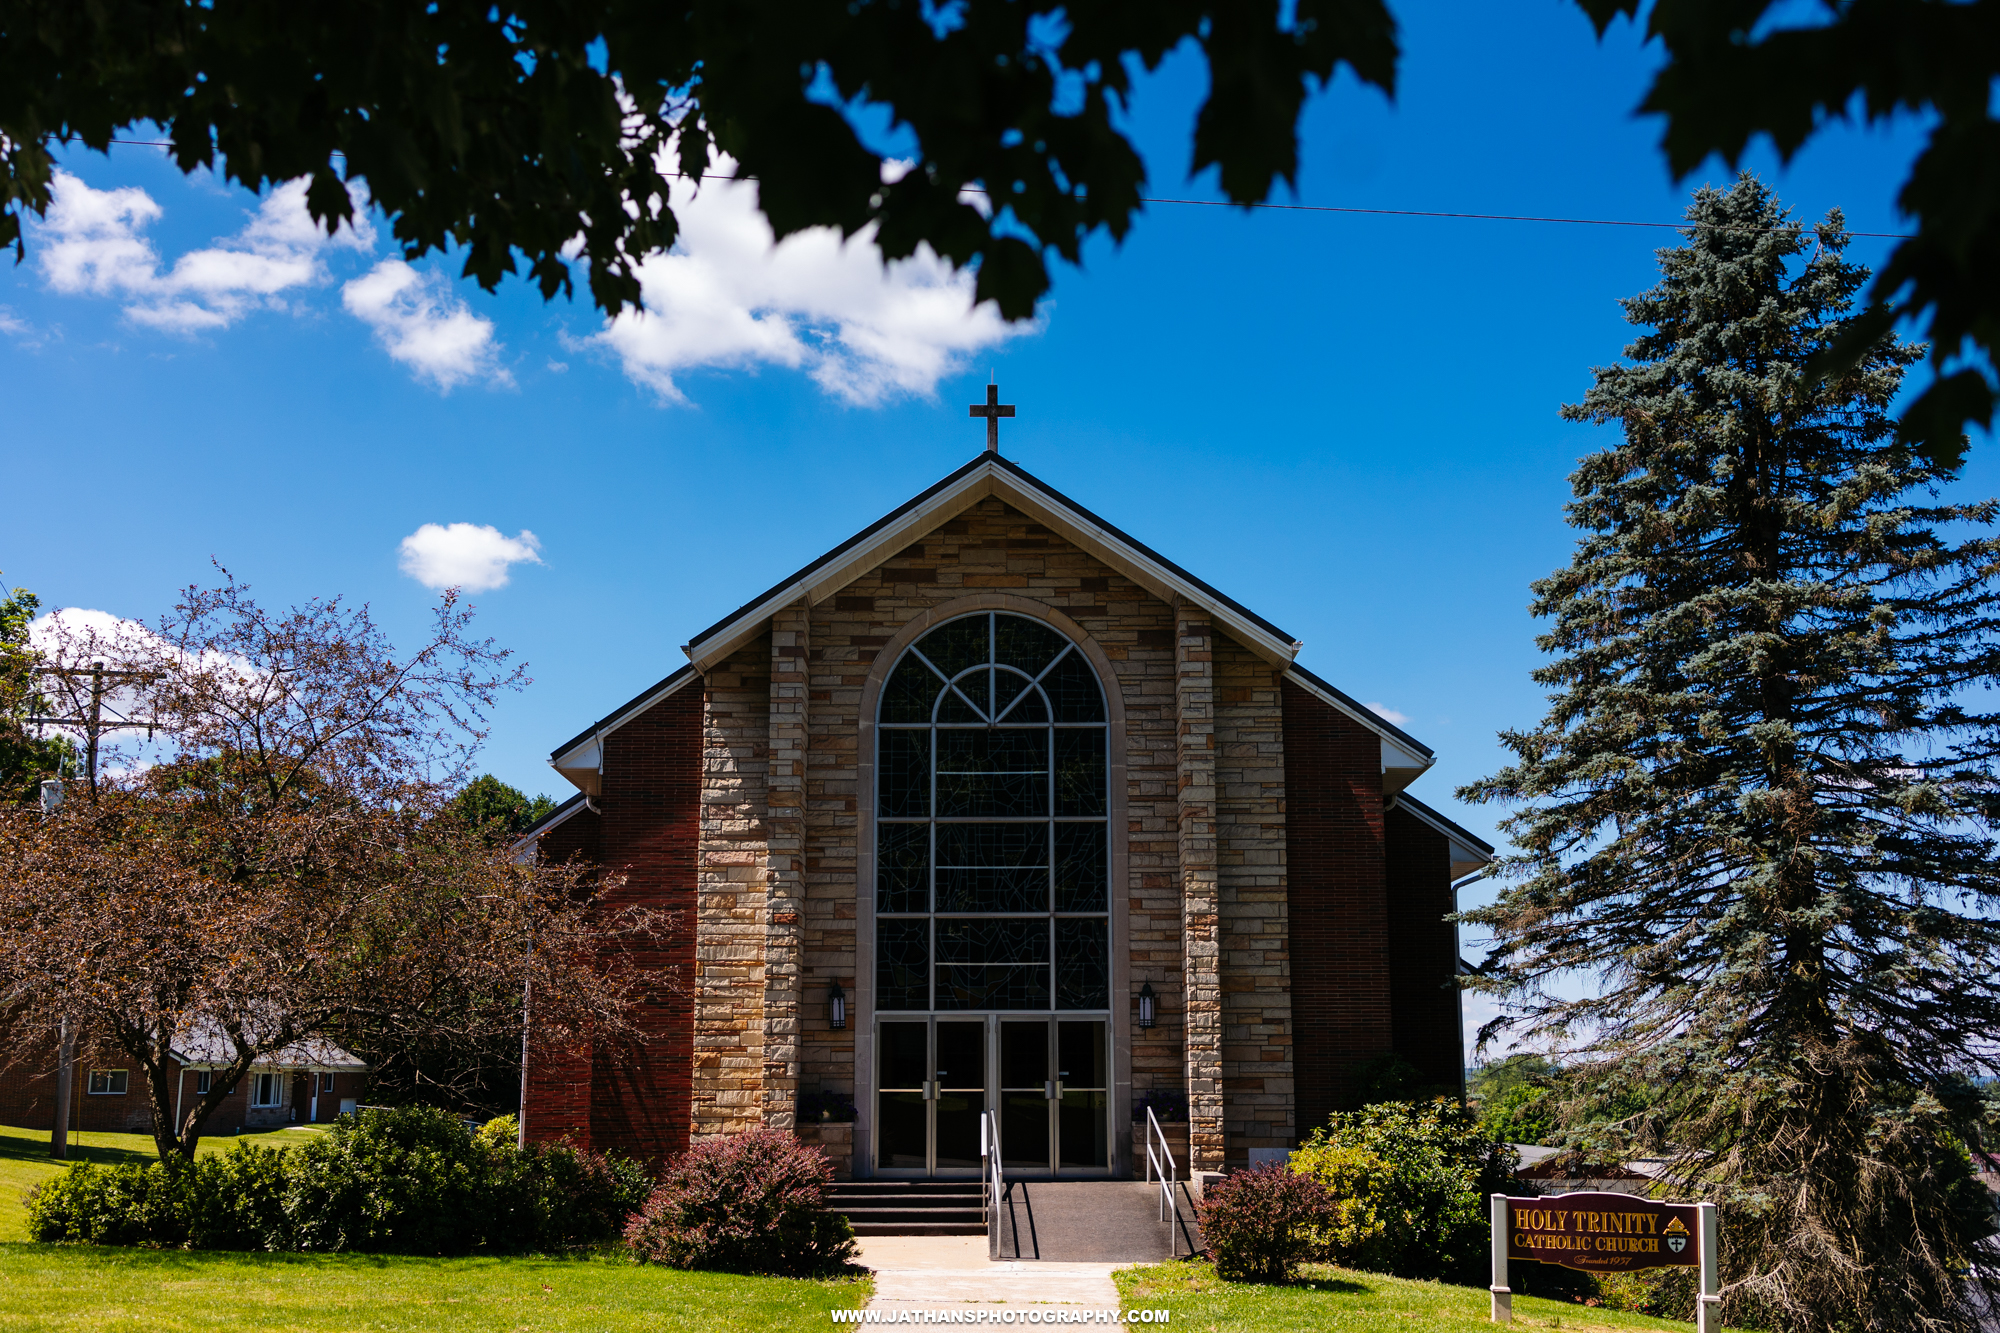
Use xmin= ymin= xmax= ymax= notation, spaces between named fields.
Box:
xmin=520 ymin=400 xmax=1490 ymax=1181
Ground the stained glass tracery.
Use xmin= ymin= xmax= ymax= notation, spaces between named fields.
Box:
xmin=876 ymin=611 xmax=1110 ymax=1012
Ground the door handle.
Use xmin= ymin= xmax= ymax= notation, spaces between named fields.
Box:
xmin=924 ymin=1081 xmax=937 ymax=1100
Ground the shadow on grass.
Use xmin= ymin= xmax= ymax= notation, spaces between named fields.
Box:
xmin=0 ymin=1128 xmax=318 ymax=1173
xmin=0 ymin=1243 xmax=629 ymax=1272
xmin=0 ymin=1136 xmax=155 ymax=1171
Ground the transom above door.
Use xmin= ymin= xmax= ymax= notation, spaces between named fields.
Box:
xmin=875 ymin=1016 xmax=1109 ymax=1178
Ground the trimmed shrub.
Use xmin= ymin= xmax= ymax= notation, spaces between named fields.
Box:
xmin=624 ymin=1127 xmax=855 ymax=1276
xmin=1195 ymin=1162 xmax=1335 ymax=1283
xmin=1290 ymin=1100 xmax=1515 ymax=1282
xmin=182 ymin=1141 xmax=290 ymax=1251
xmin=286 ymin=1104 xmax=491 ymax=1254
xmin=486 ymin=1139 xmax=654 ymax=1251
xmin=24 ymin=1107 xmax=649 ymax=1254
xmin=28 ymin=1160 xmax=183 ymax=1246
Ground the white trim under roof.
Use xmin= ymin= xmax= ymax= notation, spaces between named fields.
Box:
xmin=1283 ymin=667 xmax=1436 ymax=794
xmin=548 ymin=666 xmax=699 ymax=796
xmin=681 ymin=457 xmax=1307 ymax=674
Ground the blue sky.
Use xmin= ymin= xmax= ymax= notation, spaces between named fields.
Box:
xmin=2 ymin=5 xmax=1983 ymax=1046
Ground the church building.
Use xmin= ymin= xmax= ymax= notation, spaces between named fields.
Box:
xmin=520 ymin=412 xmax=1490 ymax=1181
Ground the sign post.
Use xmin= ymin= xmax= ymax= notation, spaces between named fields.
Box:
xmin=1490 ymin=1191 xmax=1711 ymax=1324
xmin=1697 ymin=1201 xmax=1720 ymax=1333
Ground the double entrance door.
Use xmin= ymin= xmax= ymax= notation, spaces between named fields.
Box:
xmin=876 ymin=1016 xmax=1109 ymax=1177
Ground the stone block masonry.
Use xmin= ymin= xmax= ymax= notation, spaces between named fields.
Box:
xmin=763 ymin=604 xmax=809 ymax=1131
xmin=517 ymin=488 xmax=1467 ymax=1179
xmin=1215 ymin=632 xmax=1293 ymax=1164
xmin=1176 ymin=607 xmax=1224 ymax=1174
xmin=694 ymin=638 xmax=772 ymax=1142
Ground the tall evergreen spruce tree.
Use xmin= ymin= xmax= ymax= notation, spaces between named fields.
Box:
xmin=1462 ymin=176 xmax=2000 ymax=1332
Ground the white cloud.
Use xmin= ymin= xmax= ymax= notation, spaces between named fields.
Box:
xmin=596 ymin=158 xmax=1029 ymax=405
xmin=343 ymin=261 xmax=511 ymax=391
xmin=398 ymin=523 xmax=544 ymax=592
xmin=1366 ymin=701 xmax=1411 ymax=726
xmin=36 ymin=172 xmax=372 ymax=333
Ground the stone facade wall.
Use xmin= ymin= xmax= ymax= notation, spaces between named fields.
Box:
xmin=1281 ymin=679 xmax=1392 ymax=1135
xmin=1175 ymin=609 xmax=1224 ymax=1173
xmin=763 ymin=606 xmax=809 ymax=1131
xmin=519 ymin=490 xmax=1475 ymax=1176
xmin=1385 ymin=806 xmax=1462 ymax=1096
xmin=694 ymin=639 xmax=772 ymax=1141
xmin=794 ymin=496 xmax=1186 ymax=1120
xmin=1214 ymin=631 xmax=1293 ymax=1163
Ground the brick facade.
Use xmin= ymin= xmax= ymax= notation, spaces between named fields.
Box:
xmin=525 ymin=467 xmax=1476 ymax=1177
xmin=0 ymin=1048 xmax=365 ymax=1139
xmin=1282 ymin=678 xmax=1393 ymax=1138
xmin=1385 ymin=806 xmax=1464 ymax=1097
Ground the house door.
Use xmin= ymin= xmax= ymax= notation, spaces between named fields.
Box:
xmin=874 ymin=1016 xmax=1108 ymax=1177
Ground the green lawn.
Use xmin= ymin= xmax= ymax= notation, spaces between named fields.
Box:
xmin=1115 ymin=1261 xmax=1693 ymax=1332
xmin=0 ymin=1122 xmax=328 ymax=1242
xmin=0 ymin=1245 xmax=870 ymax=1332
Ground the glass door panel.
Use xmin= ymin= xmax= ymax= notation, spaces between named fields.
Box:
xmin=998 ymin=1019 xmax=1052 ymax=1172
xmin=1056 ymin=1020 xmax=1109 ymax=1170
xmin=877 ymin=1022 xmax=929 ymax=1171
xmin=933 ymin=1021 xmax=986 ymax=1170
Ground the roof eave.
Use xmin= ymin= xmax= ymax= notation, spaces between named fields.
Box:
xmin=680 ymin=455 xmax=1306 ymax=673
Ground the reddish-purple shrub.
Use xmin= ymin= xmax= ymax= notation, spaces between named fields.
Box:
xmin=1196 ymin=1162 xmax=1336 ymax=1282
xmin=622 ymin=1127 xmax=856 ymax=1275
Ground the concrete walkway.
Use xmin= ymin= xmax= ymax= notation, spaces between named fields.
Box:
xmin=856 ymin=1236 xmax=1124 ymax=1315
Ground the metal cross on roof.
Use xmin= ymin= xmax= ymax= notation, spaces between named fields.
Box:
xmin=969 ymin=382 xmax=1015 ymax=453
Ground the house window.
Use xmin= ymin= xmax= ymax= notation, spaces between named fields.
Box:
xmin=875 ymin=611 xmax=1110 ymax=1013
xmin=194 ymin=1072 xmax=211 ymax=1095
xmin=251 ymin=1072 xmax=283 ymax=1108
xmin=319 ymin=1072 xmax=335 ymax=1094
xmin=87 ymin=1069 xmax=129 ymax=1095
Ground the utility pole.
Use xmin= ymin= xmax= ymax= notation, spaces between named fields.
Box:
xmin=26 ymin=661 xmax=156 ymax=1160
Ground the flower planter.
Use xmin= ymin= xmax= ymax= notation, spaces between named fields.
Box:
xmin=1132 ymin=1121 xmax=1190 ymax=1178
xmin=797 ymin=1121 xmax=854 ymax=1179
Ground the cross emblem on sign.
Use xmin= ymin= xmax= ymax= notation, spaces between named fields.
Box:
xmin=969 ymin=383 xmax=1015 ymax=453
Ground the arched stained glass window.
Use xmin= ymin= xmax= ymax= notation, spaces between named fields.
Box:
xmin=876 ymin=612 xmax=1109 ymax=1012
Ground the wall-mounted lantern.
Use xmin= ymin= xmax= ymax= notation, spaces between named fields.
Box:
xmin=828 ymin=979 xmax=847 ymax=1030
xmin=1137 ymin=981 xmax=1157 ymax=1030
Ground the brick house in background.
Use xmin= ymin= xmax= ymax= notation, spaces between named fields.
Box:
xmin=0 ymin=1025 xmax=369 ymax=1138
xmin=521 ymin=447 xmax=1491 ymax=1179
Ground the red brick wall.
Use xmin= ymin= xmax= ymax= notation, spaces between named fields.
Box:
xmin=1384 ymin=806 xmax=1462 ymax=1095
xmin=523 ymin=687 xmax=701 ymax=1171
xmin=0 ymin=1052 xmax=364 ymax=1138
xmin=1281 ymin=681 xmax=1390 ymax=1136
xmin=522 ymin=801 xmax=603 ymax=1151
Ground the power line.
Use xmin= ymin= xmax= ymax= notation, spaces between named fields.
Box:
xmin=98 ymin=136 xmax=1916 ymax=240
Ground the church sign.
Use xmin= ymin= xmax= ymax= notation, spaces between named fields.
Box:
xmin=1489 ymin=1192 xmax=1721 ymax=1329
xmin=1503 ymin=1193 xmax=1697 ymax=1272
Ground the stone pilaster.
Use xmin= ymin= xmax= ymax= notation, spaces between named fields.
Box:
xmin=1176 ymin=606 xmax=1224 ymax=1173
xmin=694 ymin=640 xmax=771 ymax=1141
xmin=764 ymin=603 xmax=809 ymax=1130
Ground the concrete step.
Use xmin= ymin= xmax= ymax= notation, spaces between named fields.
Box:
xmin=829 ymin=1180 xmax=988 ymax=1236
